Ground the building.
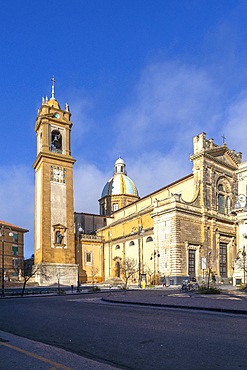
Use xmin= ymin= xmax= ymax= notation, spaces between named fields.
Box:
xmin=33 ymin=82 xmax=246 ymax=287
xmin=232 ymin=161 xmax=247 ymax=286
xmin=74 ymin=212 xmax=107 ymax=283
xmin=76 ymin=133 xmax=242 ymax=286
xmin=75 ymin=158 xmax=140 ymax=284
xmin=0 ymin=220 xmax=28 ymax=282
xmin=33 ymin=80 xmax=77 ymax=286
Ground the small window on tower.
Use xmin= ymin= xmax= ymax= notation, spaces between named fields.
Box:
xmin=113 ymin=203 xmax=119 ymax=212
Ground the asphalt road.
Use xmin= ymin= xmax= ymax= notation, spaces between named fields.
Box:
xmin=0 ymin=292 xmax=247 ymax=369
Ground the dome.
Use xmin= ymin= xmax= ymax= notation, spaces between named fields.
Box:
xmin=101 ymin=174 xmax=139 ymax=197
xmin=101 ymin=157 xmax=139 ymax=198
xmin=47 ymin=98 xmax=60 ymax=109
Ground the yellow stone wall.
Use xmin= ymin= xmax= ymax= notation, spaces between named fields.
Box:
xmin=33 ymin=97 xmax=77 ymax=286
xmin=94 ymin=133 xmax=240 ymax=285
xmin=80 ymin=237 xmax=103 ymax=283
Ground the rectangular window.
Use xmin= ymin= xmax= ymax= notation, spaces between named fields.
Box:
xmin=12 ymin=233 xmax=18 ymax=243
xmin=12 ymin=259 xmax=19 ymax=269
xmin=85 ymin=252 xmax=93 ymax=264
xmin=113 ymin=203 xmax=119 ymax=212
xmin=12 ymin=246 xmax=18 ymax=256
xmin=220 ymin=243 xmax=227 ymax=277
xmin=188 ymin=249 xmax=196 ymax=278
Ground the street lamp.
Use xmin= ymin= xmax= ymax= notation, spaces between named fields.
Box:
xmin=242 ymin=246 xmax=246 ymax=286
xmin=131 ymin=226 xmax=144 ymax=287
xmin=76 ymin=224 xmax=83 ymax=292
xmin=150 ymin=250 xmax=160 ymax=285
xmin=1 ymin=225 xmax=13 ymax=297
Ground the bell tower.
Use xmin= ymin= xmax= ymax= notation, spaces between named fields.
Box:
xmin=33 ymin=78 xmax=77 ymax=285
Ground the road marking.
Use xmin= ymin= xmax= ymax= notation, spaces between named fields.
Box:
xmin=0 ymin=341 xmax=72 ymax=370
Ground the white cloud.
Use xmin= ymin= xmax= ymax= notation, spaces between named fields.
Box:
xmin=3 ymin=60 xmax=247 ymax=259
xmin=63 ymin=89 xmax=94 ymax=145
xmin=224 ymin=92 xmax=247 ymax=160
xmin=113 ymin=61 xmax=222 ymax=157
xmin=108 ymin=61 xmax=226 ymax=195
xmin=124 ymin=150 xmax=191 ymax=199
xmin=74 ymin=162 xmax=111 ymax=214
xmin=0 ymin=165 xmax=34 ymax=258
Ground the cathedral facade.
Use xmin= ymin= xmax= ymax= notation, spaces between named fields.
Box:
xmin=33 ymin=83 xmax=247 ymax=286
xmin=92 ymin=133 xmax=239 ymax=285
xmin=78 ymin=132 xmax=246 ymax=286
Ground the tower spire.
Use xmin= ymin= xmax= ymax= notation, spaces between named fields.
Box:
xmin=51 ymin=76 xmax=56 ymax=100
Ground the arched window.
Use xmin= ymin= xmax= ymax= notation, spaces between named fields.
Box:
xmin=218 ymin=194 xmax=225 ymax=213
xmin=101 ymin=204 xmax=106 ymax=216
xmin=115 ymin=245 xmax=120 ymax=250
xmin=129 ymin=241 xmax=135 ymax=246
xmin=146 ymin=236 xmax=153 ymax=242
xmin=217 ymin=182 xmax=228 ymax=214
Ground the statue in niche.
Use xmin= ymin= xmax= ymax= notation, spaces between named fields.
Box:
xmin=56 ymin=231 xmax=63 ymax=244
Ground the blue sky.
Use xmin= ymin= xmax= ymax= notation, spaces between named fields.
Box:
xmin=1 ymin=0 xmax=247 ymax=257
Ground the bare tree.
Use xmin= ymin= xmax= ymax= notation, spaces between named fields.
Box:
xmin=17 ymin=257 xmax=48 ymax=296
xmin=120 ymin=257 xmax=138 ymax=289
xmin=143 ymin=264 xmax=153 ymax=285
xmin=91 ymin=266 xmax=99 ymax=286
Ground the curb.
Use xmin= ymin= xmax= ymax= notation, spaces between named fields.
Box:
xmin=101 ymin=297 xmax=247 ymax=315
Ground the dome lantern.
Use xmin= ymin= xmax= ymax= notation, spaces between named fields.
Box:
xmin=99 ymin=157 xmax=140 ymax=216
xmin=114 ymin=157 xmax=127 ymax=175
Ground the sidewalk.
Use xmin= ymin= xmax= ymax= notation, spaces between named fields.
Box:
xmin=102 ymin=285 xmax=247 ymax=314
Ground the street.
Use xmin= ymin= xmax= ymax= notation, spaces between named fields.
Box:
xmin=0 ymin=292 xmax=247 ymax=369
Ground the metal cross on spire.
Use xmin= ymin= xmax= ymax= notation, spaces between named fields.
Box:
xmin=222 ymin=134 xmax=226 ymax=144
xmin=51 ymin=76 xmax=56 ymax=100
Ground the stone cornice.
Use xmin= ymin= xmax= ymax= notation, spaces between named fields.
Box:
xmin=33 ymin=151 xmax=76 ymax=169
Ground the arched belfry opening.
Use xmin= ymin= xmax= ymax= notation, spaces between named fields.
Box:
xmin=51 ymin=129 xmax=62 ymax=153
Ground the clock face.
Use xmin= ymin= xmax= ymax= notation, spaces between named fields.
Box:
xmin=53 ymin=113 xmax=60 ymax=119
xmin=50 ymin=166 xmax=66 ymax=183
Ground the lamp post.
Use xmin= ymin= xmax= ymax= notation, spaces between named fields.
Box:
xmin=242 ymin=246 xmax=246 ymax=286
xmin=131 ymin=226 xmax=144 ymax=287
xmin=76 ymin=224 xmax=83 ymax=292
xmin=150 ymin=250 xmax=160 ymax=285
xmin=1 ymin=225 xmax=13 ymax=297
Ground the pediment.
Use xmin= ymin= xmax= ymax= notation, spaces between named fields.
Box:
xmin=205 ymin=146 xmax=239 ymax=168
